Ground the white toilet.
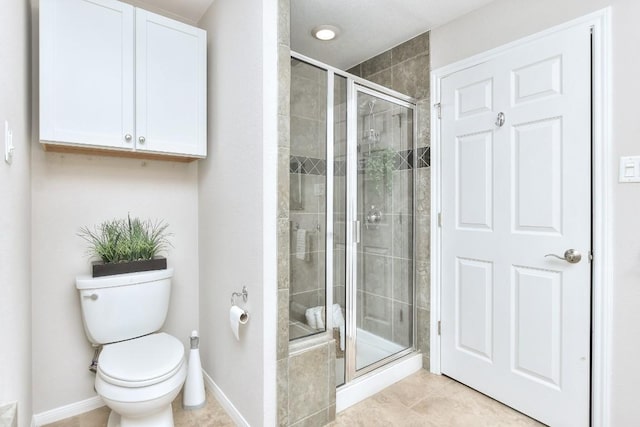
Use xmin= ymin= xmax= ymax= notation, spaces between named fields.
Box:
xmin=76 ymin=268 xmax=187 ymax=427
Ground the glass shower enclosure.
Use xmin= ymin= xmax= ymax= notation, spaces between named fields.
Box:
xmin=289 ymin=54 xmax=416 ymax=388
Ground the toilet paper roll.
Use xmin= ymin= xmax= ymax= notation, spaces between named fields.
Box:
xmin=229 ymin=305 xmax=249 ymax=341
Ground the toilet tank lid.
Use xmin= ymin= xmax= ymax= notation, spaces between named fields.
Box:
xmin=76 ymin=268 xmax=174 ymax=290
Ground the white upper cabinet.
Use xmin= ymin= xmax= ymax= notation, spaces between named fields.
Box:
xmin=135 ymin=10 xmax=206 ymax=157
xmin=39 ymin=0 xmax=207 ymax=160
xmin=40 ymin=0 xmax=135 ymax=150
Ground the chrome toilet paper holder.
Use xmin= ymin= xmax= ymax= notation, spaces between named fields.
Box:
xmin=231 ymin=286 xmax=248 ymax=306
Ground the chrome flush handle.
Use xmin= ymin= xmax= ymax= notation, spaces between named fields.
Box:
xmin=545 ymin=249 xmax=582 ymax=264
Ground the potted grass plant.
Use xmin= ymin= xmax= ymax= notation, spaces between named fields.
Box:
xmin=79 ymin=214 xmax=172 ymax=277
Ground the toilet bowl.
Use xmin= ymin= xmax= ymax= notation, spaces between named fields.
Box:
xmin=96 ymin=333 xmax=187 ymax=427
xmin=75 ymin=269 xmax=186 ymax=427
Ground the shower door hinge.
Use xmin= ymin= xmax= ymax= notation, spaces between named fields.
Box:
xmin=434 ymin=103 xmax=442 ymax=119
xmin=438 ymin=320 xmax=441 ymax=336
xmin=437 ymin=212 xmax=442 ymax=228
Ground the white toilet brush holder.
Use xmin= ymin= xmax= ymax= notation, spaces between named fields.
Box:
xmin=183 ymin=330 xmax=206 ymax=409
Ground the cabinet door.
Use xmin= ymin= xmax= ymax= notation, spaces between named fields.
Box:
xmin=135 ymin=9 xmax=207 ymax=157
xmin=40 ymin=0 xmax=135 ymax=149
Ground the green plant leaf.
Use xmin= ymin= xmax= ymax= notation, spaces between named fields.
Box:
xmin=78 ymin=215 xmax=172 ymax=264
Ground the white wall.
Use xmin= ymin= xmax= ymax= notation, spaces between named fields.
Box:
xmin=197 ymin=0 xmax=278 ymax=425
xmin=29 ymin=1 xmax=200 ymax=414
xmin=431 ymin=0 xmax=640 ymax=424
xmin=0 ymin=0 xmax=32 ymax=425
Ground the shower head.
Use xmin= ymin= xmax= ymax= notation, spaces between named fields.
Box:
xmin=359 ymin=99 xmax=376 ymax=110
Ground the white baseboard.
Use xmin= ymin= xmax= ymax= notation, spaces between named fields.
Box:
xmin=31 ymin=396 xmax=105 ymax=427
xmin=202 ymin=370 xmax=249 ymax=427
xmin=336 ymin=352 xmax=422 ymax=413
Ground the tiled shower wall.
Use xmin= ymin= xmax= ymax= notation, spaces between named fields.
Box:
xmin=277 ymin=26 xmax=431 ymax=427
xmin=277 ymin=1 xmax=336 ymax=426
xmin=349 ymin=31 xmax=431 ymax=369
xmin=276 ymin=0 xmax=291 ymax=423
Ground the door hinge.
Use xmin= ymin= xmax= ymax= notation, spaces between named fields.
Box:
xmin=438 ymin=320 xmax=441 ymax=336
xmin=434 ymin=103 xmax=442 ymax=119
xmin=589 ymin=250 xmax=593 ymax=262
xmin=437 ymin=212 xmax=442 ymax=228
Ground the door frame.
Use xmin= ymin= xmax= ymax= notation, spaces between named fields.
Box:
xmin=429 ymin=8 xmax=612 ymax=426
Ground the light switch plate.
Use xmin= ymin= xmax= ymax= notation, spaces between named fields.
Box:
xmin=619 ymin=156 xmax=640 ymax=183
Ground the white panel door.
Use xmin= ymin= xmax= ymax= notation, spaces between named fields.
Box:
xmin=135 ymin=9 xmax=207 ymax=157
xmin=40 ymin=0 xmax=134 ymax=148
xmin=440 ymin=24 xmax=591 ymax=426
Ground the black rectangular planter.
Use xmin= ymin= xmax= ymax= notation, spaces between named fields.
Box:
xmin=92 ymin=257 xmax=167 ymax=278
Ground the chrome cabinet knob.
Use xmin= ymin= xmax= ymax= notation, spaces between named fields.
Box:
xmin=124 ymin=134 xmax=132 ymax=142
xmin=138 ymin=136 xmax=146 ymax=144
xmin=545 ymin=249 xmax=582 ymax=264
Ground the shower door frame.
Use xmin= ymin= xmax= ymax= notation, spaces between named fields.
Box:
xmin=290 ymin=51 xmax=419 ymax=386
xmin=346 ymin=82 xmax=418 ymax=383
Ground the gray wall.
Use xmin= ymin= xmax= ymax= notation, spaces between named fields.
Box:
xmin=198 ymin=0 xmax=279 ymax=424
xmin=0 ymin=0 xmax=32 ymax=425
xmin=28 ymin=1 xmax=200 ymax=415
xmin=430 ymin=0 xmax=639 ymax=424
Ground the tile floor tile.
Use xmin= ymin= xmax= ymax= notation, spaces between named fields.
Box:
xmin=43 ymin=390 xmax=233 ymax=427
xmin=331 ymin=371 xmax=544 ymax=427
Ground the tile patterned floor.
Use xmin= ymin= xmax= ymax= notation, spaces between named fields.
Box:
xmin=43 ymin=390 xmax=235 ymax=427
xmin=45 ymin=370 xmax=543 ymax=426
xmin=331 ymin=370 xmax=544 ymax=427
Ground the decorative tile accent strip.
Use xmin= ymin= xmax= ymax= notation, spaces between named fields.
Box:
xmin=416 ymin=146 xmax=430 ymax=168
xmin=290 ymin=155 xmax=327 ymax=175
xmin=396 ymin=149 xmax=414 ymax=170
xmin=290 ymin=147 xmax=429 ymax=176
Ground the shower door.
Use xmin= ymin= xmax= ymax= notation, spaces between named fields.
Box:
xmin=289 ymin=52 xmax=417 ymax=388
xmin=346 ymin=84 xmax=416 ymax=379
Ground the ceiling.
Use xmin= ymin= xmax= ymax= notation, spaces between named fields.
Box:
xmin=291 ymin=0 xmax=496 ymax=70
xmin=128 ymin=0 xmax=213 ymax=23
xmin=130 ymin=0 xmax=495 ymax=70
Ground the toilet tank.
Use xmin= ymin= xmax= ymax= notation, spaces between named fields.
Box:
xmin=75 ymin=268 xmax=174 ymax=345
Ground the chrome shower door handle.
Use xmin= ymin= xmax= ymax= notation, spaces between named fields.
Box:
xmin=545 ymin=249 xmax=582 ymax=264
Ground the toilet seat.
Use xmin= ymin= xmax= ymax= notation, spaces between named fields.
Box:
xmin=98 ymin=332 xmax=185 ymax=388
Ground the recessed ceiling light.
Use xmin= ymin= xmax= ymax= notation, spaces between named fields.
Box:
xmin=312 ymin=25 xmax=339 ymax=41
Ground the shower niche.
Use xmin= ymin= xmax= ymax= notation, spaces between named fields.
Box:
xmin=289 ymin=55 xmax=417 ymax=387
